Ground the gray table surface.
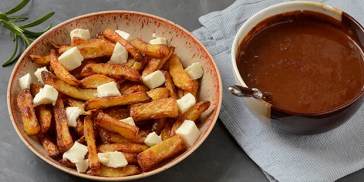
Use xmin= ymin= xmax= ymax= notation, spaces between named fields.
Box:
xmin=0 ymin=0 xmax=362 ymax=181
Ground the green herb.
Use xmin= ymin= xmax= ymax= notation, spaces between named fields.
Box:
xmin=0 ymin=0 xmax=54 ymax=67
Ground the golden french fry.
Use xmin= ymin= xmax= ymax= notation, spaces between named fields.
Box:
xmin=66 ymin=98 xmax=91 ymax=115
xmin=162 ymin=71 xmax=178 ymax=99
xmin=80 ymin=63 xmax=141 ymax=82
xmin=42 ymin=71 xmax=97 ymax=101
xmin=185 ymin=80 xmax=199 ymax=98
xmin=103 ymin=29 xmax=142 ymax=60
xmin=53 ymin=97 xmax=74 ymax=153
xmin=123 ymin=152 xmax=138 ymax=164
xmin=169 ymin=55 xmax=193 ymax=92
xmin=30 ymin=83 xmax=43 ymax=96
xmin=50 ymin=49 xmax=80 ymax=86
xmin=98 ymin=143 xmax=149 ymax=153
xmin=39 ymin=135 xmax=60 ymax=158
xmin=17 ymin=89 xmax=40 ymax=136
xmin=87 ymin=165 xmax=141 ymax=177
xmin=29 ymin=54 xmax=50 ymax=65
xmin=80 ymin=74 xmax=114 ymax=88
xmin=130 ymin=38 xmax=171 ymax=58
xmin=125 ymin=58 xmax=145 ymax=72
xmin=99 ymin=128 xmax=129 ymax=144
xmin=59 ymin=158 xmax=76 ymax=168
xmin=122 ymin=85 xmax=149 ymax=95
xmin=130 ymin=98 xmax=179 ymax=121
xmin=151 ymin=118 xmax=166 ymax=135
xmin=58 ymin=38 xmax=115 ymax=59
xmin=142 ymin=58 xmax=161 ymax=77
xmin=69 ymin=59 xmax=99 ymax=80
xmin=170 ymin=117 xmax=184 ymax=137
xmin=160 ymin=120 xmax=172 ymax=141
xmin=37 ymin=105 xmax=52 ymax=134
xmin=177 ymin=89 xmax=184 ymax=99
xmin=137 ymin=135 xmax=186 ymax=171
xmin=84 ymin=92 xmax=150 ymax=110
xmin=103 ymin=107 xmax=130 ymax=120
xmin=146 ymin=87 xmax=170 ymax=101
xmin=96 ymin=112 xmax=139 ymax=141
xmin=185 ymin=101 xmax=211 ymax=121
xmin=84 ymin=116 xmax=100 ymax=170
xmin=156 ymin=46 xmax=174 ymax=70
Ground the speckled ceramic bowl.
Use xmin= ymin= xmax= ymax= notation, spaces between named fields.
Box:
xmin=7 ymin=11 xmax=222 ymax=181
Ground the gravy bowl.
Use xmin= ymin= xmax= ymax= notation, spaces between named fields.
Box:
xmin=231 ymin=1 xmax=364 ymax=134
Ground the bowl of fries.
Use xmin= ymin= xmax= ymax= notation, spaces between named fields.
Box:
xmin=7 ymin=11 xmax=221 ymax=180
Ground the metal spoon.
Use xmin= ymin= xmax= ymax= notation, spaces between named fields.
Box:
xmin=228 ymin=85 xmax=271 ymax=101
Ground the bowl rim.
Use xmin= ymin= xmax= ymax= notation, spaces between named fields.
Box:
xmin=7 ymin=10 xmax=222 ymax=181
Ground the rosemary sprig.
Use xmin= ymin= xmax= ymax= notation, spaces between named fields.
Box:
xmin=0 ymin=0 xmax=54 ymax=67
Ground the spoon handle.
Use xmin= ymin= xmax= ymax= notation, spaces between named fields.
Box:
xmin=228 ymin=85 xmax=271 ymax=101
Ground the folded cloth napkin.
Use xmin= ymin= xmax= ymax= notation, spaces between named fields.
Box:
xmin=192 ymin=0 xmax=364 ymax=181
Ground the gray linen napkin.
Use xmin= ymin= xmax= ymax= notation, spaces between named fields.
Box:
xmin=192 ymin=0 xmax=364 ymax=181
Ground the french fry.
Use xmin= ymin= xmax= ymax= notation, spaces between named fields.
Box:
xmin=87 ymin=165 xmax=141 ymax=177
xmin=160 ymin=120 xmax=172 ymax=141
xmin=80 ymin=63 xmax=141 ymax=82
xmin=59 ymin=158 xmax=76 ymax=168
xmin=177 ymin=89 xmax=184 ymax=99
xmin=137 ymin=135 xmax=186 ymax=171
xmin=53 ymin=97 xmax=74 ymax=153
xmin=103 ymin=29 xmax=142 ymax=60
xmin=29 ymin=54 xmax=50 ymax=65
xmin=99 ymin=128 xmax=129 ymax=144
xmin=156 ymin=46 xmax=174 ymax=70
xmin=96 ymin=112 xmax=139 ymax=141
xmin=84 ymin=92 xmax=150 ymax=110
xmin=17 ymin=89 xmax=40 ymax=136
xmin=168 ymin=55 xmax=193 ymax=92
xmin=66 ymin=98 xmax=91 ymax=115
xmin=125 ymin=58 xmax=145 ymax=72
xmin=98 ymin=143 xmax=149 ymax=153
xmin=37 ymin=105 xmax=52 ymax=134
xmin=30 ymin=83 xmax=43 ymax=96
xmin=187 ymin=80 xmax=199 ymax=98
xmin=130 ymin=98 xmax=179 ymax=121
xmin=162 ymin=71 xmax=178 ymax=99
xmin=185 ymin=101 xmax=211 ymax=121
xmin=142 ymin=58 xmax=161 ymax=77
xmin=69 ymin=59 xmax=99 ymax=80
xmin=146 ymin=87 xmax=170 ymax=101
xmin=122 ymin=85 xmax=149 ymax=95
xmin=76 ymin=135 xmax=86 ymax=145
xmin=170 ymin=117 xmax=184 ymax=137
xmin=42 ymin=71 xmax=97 ymax=101
xmin=123 ymin=152 xmax=138 ymax=164
xmin=103 ymin=107 xmax=130 ymax=120
xmin=39 ymin=135 xmax=60 ymax=158
xmin=50 ymin=49 xmax=80 ymax=86
xmin=130 ymin=38 xmax=171 ymax=59
xmin=151 ymin=118 xmax=166 ymax=135
xmin=74 ymin=117 xmax=84 ymax=136
xmin=84 ymin=116 xmax=100 ymax=170
xmin=58 ymin=38 xmax=115 ymax=59
xmin=80 ymin=74 xmax=114 ymax=88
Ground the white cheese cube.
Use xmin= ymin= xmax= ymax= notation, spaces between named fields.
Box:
xmin=70 ymin=29 xmax=91 ymax=41
xmin=176 ymin=120 xmax=200 ymax=147
xmin=149 ymin=37 xmax=167 ymax=45
xmin=185 ymin=62 xmax=203 ymax=80
xmin=97 ymin=152 xmax=128 ymax=168
xmin=120 ymin=117 xmax=135 ymax=126
xmin=97 ymin=81 xmax=121 ymax=98
xmin=33 ymin=84 xmax=59 ymax=107
xmin=58 ymin=47 xmax=84 ymax=71
xmin=108 ymin=42 xmax=128 ymax=64
xmin=142 ymin=70 xmax=165 ymax=89
xmin=34 ymin=67 xmax=49 ymax=83
xmin=18 ymin=73 xmax=32 ymax=89
xmin=63 ymin=141 xmax=88 ymax=163
xmin=75 ymin=159 xmax=88 ymax=173
xmin=115 ymin=30 xmax=131 ymax=41
xmin=66 ymin=107 xmax=83 ymax=127
xmin=176 ymin=93 xmax=196 ymax=113
xmin=144 ymin=132 xmax=162 ymax=147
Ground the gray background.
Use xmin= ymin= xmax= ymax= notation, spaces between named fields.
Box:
xmin=0 ymin=0 xmax=362 ymax=181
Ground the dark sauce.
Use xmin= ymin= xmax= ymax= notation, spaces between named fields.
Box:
xmin=237 ymin=11 xmax=364 ymax=114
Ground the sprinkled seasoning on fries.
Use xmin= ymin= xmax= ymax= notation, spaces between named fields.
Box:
xmin=17 ymin=28 xmax=209 ymax=177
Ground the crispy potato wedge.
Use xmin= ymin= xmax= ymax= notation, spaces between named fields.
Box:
xmin=187 ymin=80 xmax=199 ymax=98
xmin=80 ymin=74 xmax=114 ymax=88
xmin=84 ymin=92 xmax=150 ymax=110
xmin=39 ymin=135 xmax=60 ymax=158
xmin=131 ymin=38 xmax=171 ymax=59
xmin=185 ymin=101 xmax=211 ymax=121
xmin=50 ymin=49 xmax=80 ymax=86
xmin=160 ymin=120 xmax=172 ymax=141
xmin=99 ymin=128 xmax=129 ymax=144
xmin=80 ymin=63 xmax=141 ymax=82
xmin=130 ymin=98 xmax=179 ymax=121
xmin=123 ymin=152 xmax=138 ymax=164
xmin=53 ymin=97 xmax=74 ymax=153
xmin=103 ymin=107 xmax=130 ymax=120
xmin=162 ymin=71 xmax=178 ymax=99
xmin=87 ymin=165 xmax=141 ymax=177
xmin=66 ymin=98 xmax=91 ymax=115
xmin=98 ymin=143 xmax=149 ymax=153
xmin=151 ymin=118 xmax=166 ymax=135
xmin=103 ymin=29 xmax=142 ymax=60
xmin=37 ymin=105 xmax=52 ymax=134
xmin=58 ymin=38 xmax=115 ymax=59
xmin=169 ymin=55 xmax=193 ymax=92
xmin=96 ymin=112 xmax=139 ymax=141
xmin=30 ymin=83 xmax=43 ymax=96
xmin=84 ymin=116 xmax=100 ymax=170
xmin=125 ymin=58 xmax=145 ymax=72
xmin=142 ymin=58 xmax=161 ymax=77
xmin=42 ymin=71 xmax=97 ymax=101
xmin=156 ymin=47 xmax=174 ymax=70
xmin=17 ymin=89 xmax=40 ymax=136
xmin=69 ymin=59 xmax=99 ymax=80
xmin=137 ymin=135 xmax=186 ymax=171
xmin=122 ymin=85 xmax=149 ymax=95
xmin=29 ymin=54 xmax=50 ymax=65
xmin=146 ymin=87 xmax=170 ymax=101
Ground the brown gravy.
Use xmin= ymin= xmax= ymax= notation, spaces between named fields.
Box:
xmin=238 ymin=11 xmax=364 ymax=114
